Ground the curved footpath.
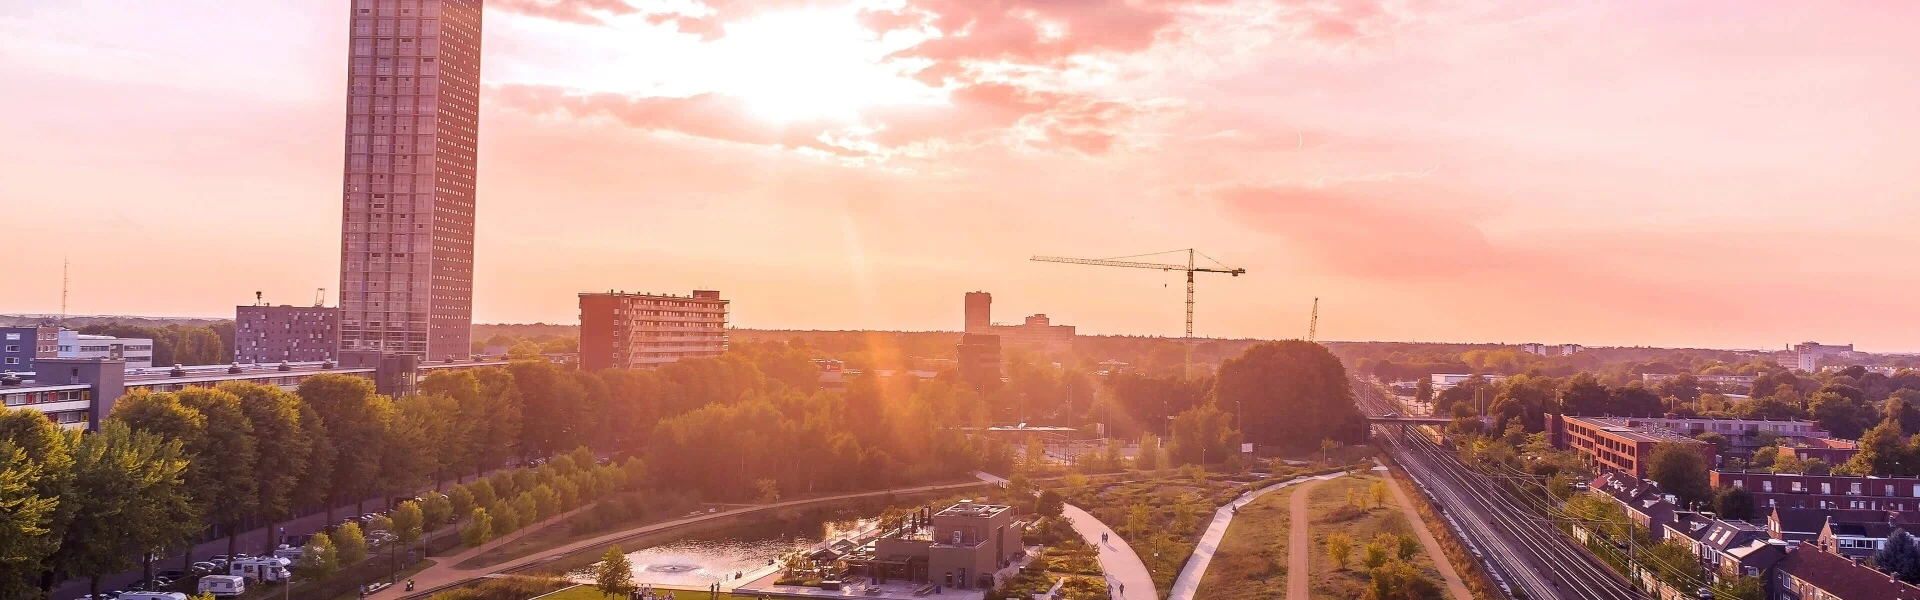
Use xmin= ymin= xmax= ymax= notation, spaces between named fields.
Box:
xmin=388 ymin=479 xmax=994 ymax=600
xmin=972 ymin=472 xmax=1154 ymax=599
xmin=1166 ymin=471 xmax=1351 ymax=600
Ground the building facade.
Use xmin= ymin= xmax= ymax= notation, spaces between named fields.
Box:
xmin=56 ymin=330 xmax=153 ymax=369
xmin=957 ymin=333 xmax=1002 ymax=390
xmin=579 ymin=290 xmax=729 ymax=370
xmin=236 ymin=305 xmax=340 ymax=364
xmin=964 ymin=291 xmax=991 ymax=333
xmin=1714 ymin=471 xmax=1920 ymax=512
xmin=1553 ymin=416 xmax=1717 ymax=478
xmin=338 ymin=0 xmax=484 ymax=361
xmin=0 ymin=326 xmax=56 ymax=372
xmin=852 ymin=501 xmax=1026 ymax=590
xmin=1773 ymin=544 xmax=1920 ymax=600
xmin=960 ymin=291 xmax=1074 ymax=354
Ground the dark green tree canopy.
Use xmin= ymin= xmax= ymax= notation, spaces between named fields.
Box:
xmin=1214 ymin=341 xmax=1364 ymax=451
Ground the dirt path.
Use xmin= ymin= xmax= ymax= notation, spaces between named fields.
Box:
xmin=1380 ymin=468 xmax=1474 ymax=600
xmin=1286 ymin=479 xmax=1324 ymax=600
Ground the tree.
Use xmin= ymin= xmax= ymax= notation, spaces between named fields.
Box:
xmin=1647 ymin=443 xmax=1712 ymax=508
xmin=1877 ymin=530 xmax=1920 ymax=583
xmin=1136 ymin=434 xmax=1161 ymax=471
xmin=1712 ymin=576 xmax=1766 ymax=600
xmin=595 ymin=545 xmax=637 ymax=598
xmin=1167 ymin=403 xmax=1238 ymax=466
xmin=0 ymin=441 xmax=58 ymax=597
xmin=1035 ymin=490 xmax=1065 ymax=518
xmin=44 ymin=422 xmax=200 ymax=598
xmin=1125 ymin=504 xmax=1152 ymax=538
xmin=1848 ymin=419 xmax=1911 ymax=477
xmin=1414 ymin=378 xmax=1433 ymax=404
xmin=1713 ymin=486 xmax=1755 ymax=520
xmin=334 ymin=522 xmax=368 ymax=566
xmin=1369 ymin=481 xmax=1389 ymax=508
xmin=1326 ymin=533 xmax=1354 ymax=570
xmin=1773 ymin=451 xmax=1807 ymax=474
xmin=1560 ymin=373 xmax=1611 ymax=416
xmin=1608 ymin=385 xmax=1662 ymax=417
xmin=1363 ymin=559 xmax=1441 ymax=600
xmin=294 ymin=532 xmax=339 ymax=580
xmin=220 ymin=382 xmax=310 ymax=554
xmin=448 ymin=486 xmax=475 ymax=520
xmin=460 ymin=508 xmax=493 ymax=547
xmin=423 ymin=493 xmax=453 ymax=533
xmin=0 ymin=409 xmax=72 ymax=597
xmin=1392 ymin=533 xmax=1419 ymax=560
xmin=298 ymin=374 xmax=395 ymax=518
xmin=1693 ymin=432 xmax=1731 ymax=454
xmin=1362 ymin=541 xmax=1390 ymax=569
xmin=1214 ymin=341 xmax=1365 ymax=452
xmin=1811 ymin=392 xmax=1876 ymax=440
xmin=392 ymin=502 xmax=424 ymax=544
xmin=1322 ymin=438 xmax=1337 ymax=465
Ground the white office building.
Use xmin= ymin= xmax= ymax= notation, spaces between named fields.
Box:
xmin=56 ymin=331 xmax=153 ymax=369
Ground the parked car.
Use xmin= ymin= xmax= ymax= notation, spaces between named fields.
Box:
xmin=157 ymin=570 xmax=185 ymax=582
xmin=102 ymin=590 xmax=125 ymax=599
xmin=191 ymin=562 xmax=217 ymax=574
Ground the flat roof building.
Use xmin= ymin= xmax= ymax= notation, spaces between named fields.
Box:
xmin=57 ymin=330 xmax=153 ymax=369
xmin=236 ymin=304 xmax=340 ymax=364
xmin=0 ymin=326 xmax=57 ymax=373
xmin=1553 ymin=416 xmax=1717 ymax=478
xmin=337 ymin=0 xmax=485 ymax=362
xmin=579 ymin=290 xmax=729 ymax=370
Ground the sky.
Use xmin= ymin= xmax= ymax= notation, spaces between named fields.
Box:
xmin=2 ymin=0 xmax=1919 ymax=350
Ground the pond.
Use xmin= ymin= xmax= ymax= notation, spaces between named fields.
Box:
xmin=567 ymin=514 xmax=877 ymax=588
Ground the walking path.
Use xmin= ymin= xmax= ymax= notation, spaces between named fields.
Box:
xmin=1285 ymin=478 xmax=1326 ymax=600
xmin=387 ymin=479 xmax=994 ymax=600
xmin=1380 ymin=467 xmax=1473 ymax=600
xmin=973 ymin=472 xmax=1153 ymax=600
xmin=1166 ymin=472 xmax=1350 ymax=600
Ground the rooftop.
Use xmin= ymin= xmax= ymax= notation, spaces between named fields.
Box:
xmin=1777 ymin=545 xmax=1920 ymax=600
xmin=935 ymin=501 xmax=1011 ymax=519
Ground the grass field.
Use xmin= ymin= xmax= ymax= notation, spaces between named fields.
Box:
xmin=1304 ymin=473 xmax=1441 ymax=599
xmin=1062 ymin=471 xmax=1242 ymax=596
xmin=1191 ymin=484 xmax=1297 ymax=599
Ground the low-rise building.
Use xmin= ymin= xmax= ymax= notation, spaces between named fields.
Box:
xmin=1699 ymin=519 xmax=1788 ymax=580
xmin=56 ymin=330 xmax=153 ymax=369
xmin=957 ymin=333 xmax=1001 ymax=390
xmin=1715 ymin=470 xmax=1920 ymax=512
xmin=845 ymin=500 xmax=1026 ymax=590
xmin=1554 ymin=416 xmax=1717 ymax=479
xmin=1773 ymin=543 xmax=1920 ymax=600
xmin=1593 ymin=472 xmax=1679 ymax=533
xmin=1430 ymin=373 xmax=1507 ymax=391
xmin=0 ymin=326 xmax=58 ymax=373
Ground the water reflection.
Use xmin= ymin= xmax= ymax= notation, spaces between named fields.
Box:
xmin=570 ymin=516 xmax=875 ymax=588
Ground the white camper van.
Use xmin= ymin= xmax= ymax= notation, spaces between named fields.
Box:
xmin=197 ymin=576 xmax=246 ymax=597
xmin=229 ymin=557 xmax=292 ymax=583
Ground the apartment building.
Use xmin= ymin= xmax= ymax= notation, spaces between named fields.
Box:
xmin=56 ymin=330 xmax=153 ymax=369
xmin=1714 ymin=470 xmax=1920 ymax=512
xmin=1554 ymin=416 xmax=1717 ymax=478
xmin=579 ymin=290 xmax=729 ymax=370
xmin=962 ymin=292 xmax=1074 ymax=354
xmin=0 ymin=326 xmax=57 ymax=372
xmin=236 ymin=304 xmax=340 ymax=364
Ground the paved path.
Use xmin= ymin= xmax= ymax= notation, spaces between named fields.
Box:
xmin=1380 ymin=466 xmax=1473 ymax=600
xmin=1286 ymin=478 xmax=1326 ymax=600
xmin=388 ymin=479 xmax=994 ymax=600
xmin=973 ymin=472 xmax=1153 ymax=600
xmin=1167 ymin=472 xmax=1349 ymax=600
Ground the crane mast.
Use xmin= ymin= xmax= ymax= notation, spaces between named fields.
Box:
xmin=1031 ymin=248 xmax=1245 ymax=340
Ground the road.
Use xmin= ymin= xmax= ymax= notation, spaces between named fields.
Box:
xmin=1354 ymin=379 xmax=1647 ymax=600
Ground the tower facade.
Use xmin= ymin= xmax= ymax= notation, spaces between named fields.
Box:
xmin=964 ymin=291 xmax=992 ymax=334
xmin=337 ymin=0 xmax=484 ymax=361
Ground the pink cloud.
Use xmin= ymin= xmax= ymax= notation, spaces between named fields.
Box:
xmin=488 ymin=0 xmax=641 ymax=26
xmin=1216 ymin=182 xmax=1503 ymax=278
xmin=490 ymin=84 xmax=869 ymax=157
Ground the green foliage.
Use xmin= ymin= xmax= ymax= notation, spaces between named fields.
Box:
xmin=44 ymin=421 xmax=200 ymax=588
xmin=1713 ymin=486 xmax=1755 ymax=520
xmin=424 ymin=493 xmax=454 ymax=530
xmin=1136 ymin=433 xmax=1162 ymax=471
xmin=1647 ymin=443 xmax=1712 ymax=507
xmin=295 ymin=532 xmax=340 ymax=579
xmin=1362 ymin=559 xmax=1442 ymax=600
xmin=1167 ymin=403 xmax=1239 ymax=466
xmin=1035 ymin=489 xmax=1065 ymax=518
xmin=1361 ymin=541 xmax=1389 ymax=569
xmin=1214 ymin=341 xmax=1365 ymax=451
xmin=754 ymin=478 xmax=781 ymax=503
xmin=1848 ymin=418 xmax=1911 ymax=476
xmin=392 ymin=501 xmax=424 ymax=544
xmin=460 ymin=508 xmax=494 ymax=547
xmin=334 ymin=522 xmax=368 ymax=566
xmin=1325 ymin=533 xmax=1354 ymax=570
xmin=594 ymin=546 xmax=637 ymax=598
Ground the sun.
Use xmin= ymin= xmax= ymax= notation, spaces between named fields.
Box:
xmin=706 ymin=8 xmax=936 ymax=124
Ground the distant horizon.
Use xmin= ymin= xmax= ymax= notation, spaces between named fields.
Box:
xmin=4 ymin=312 xmax=1889 ymax=356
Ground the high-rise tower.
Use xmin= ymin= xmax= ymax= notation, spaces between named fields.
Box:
xmin=338 ymin=0 xmax=483 ymax=361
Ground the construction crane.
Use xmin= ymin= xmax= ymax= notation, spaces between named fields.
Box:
xmin=1308 ymin=297 xmax=1320 ymax=342
xmin=1031 ymin=249 xmax=1245 ymax=340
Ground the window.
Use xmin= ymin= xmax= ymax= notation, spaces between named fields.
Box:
xmin=3 ymin=345 xmax=15 ymax=352
xmin=3 ymin=333 xmax=17 ymax=340
xmin=1822 ymin=483 xmax=1832 ymax=494
xmin=3 ymin=358 xmax=15 ymax=365
xmin=1763 ymin=481 xmax=1773 ymax=492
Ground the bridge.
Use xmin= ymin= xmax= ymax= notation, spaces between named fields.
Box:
xmin=1363 ymin=415 xmax=1453 ymax=426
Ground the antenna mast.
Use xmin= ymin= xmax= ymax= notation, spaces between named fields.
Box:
xmin=60 ymin=258 xmax=69 ymax=326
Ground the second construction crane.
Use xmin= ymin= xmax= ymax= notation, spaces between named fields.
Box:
xmin=1032 ymin=249 xmax=1245 ymax=339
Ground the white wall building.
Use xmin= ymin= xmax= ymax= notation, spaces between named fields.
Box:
xmin=56 ymin=331 xmax=153 ymax=369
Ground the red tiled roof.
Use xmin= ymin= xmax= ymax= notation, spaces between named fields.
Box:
xmin=1778 ymin=545 xmax=1920 ymax=600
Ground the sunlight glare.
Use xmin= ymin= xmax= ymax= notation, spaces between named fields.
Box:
xmin=710 ymin=8 xmax=934 ymax=124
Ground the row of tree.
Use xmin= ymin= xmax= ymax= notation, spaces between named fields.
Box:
xmin=77 ymin=323 xmax=232 ymax=367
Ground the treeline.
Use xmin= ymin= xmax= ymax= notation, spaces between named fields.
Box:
xmin=1097 ymin=341 xmax=1366 ymax=456
xmin=77 ymin=323 xmax=233 ymax=366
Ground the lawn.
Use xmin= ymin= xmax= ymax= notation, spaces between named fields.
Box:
xmin=1192 ymin=484 xmax=1297 ymax=600
xmin=989 ymin=518 xmax=1110 ymax=600
xmin=1304 ymin=473 xmax=1442 ymax=600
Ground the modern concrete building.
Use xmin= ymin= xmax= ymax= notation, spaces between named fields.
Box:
xmin=961 ymin=292 xmax=1074 ymax=354
xmin=1777 ymin=342 xmax=1856 ymax=372
xmin=1552 ymin=416 xmax=1717 ymax=478
xmin=848 ymin=500 xmax=1026 ymax=590
xmin=56 ymin=330 xmax=153 ymax=369
xmin=236 ymin=305 xmax=340 ymax=364
xmin=338 ymin=0 xmax=485 ymax=361
xmin=0 ymin=326 xmax=57 ymax=372
xmin=578 ymin=290 xmax=729 ymax=370
xmin=1429 ymin=373 xmax=1507 ymax=391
